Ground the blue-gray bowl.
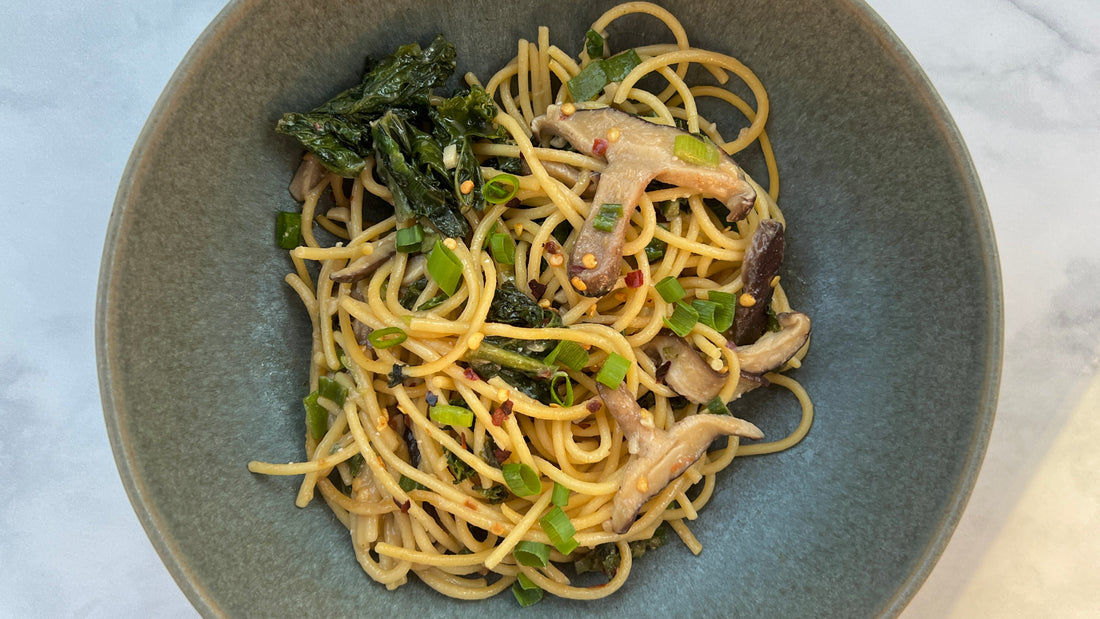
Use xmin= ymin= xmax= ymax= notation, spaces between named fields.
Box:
xmin=97 ymin=0 xmax=1001 ymax=616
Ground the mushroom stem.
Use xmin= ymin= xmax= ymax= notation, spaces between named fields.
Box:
xmin=598 ymin=383 xmax=763 ymax=534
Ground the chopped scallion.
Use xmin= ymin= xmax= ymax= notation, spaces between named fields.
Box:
xmin=591 ymin=203 xmax=623 ymax=232
xmin=513 ymin=541 xmax=550 ymax=568
xmin=429 ymin=404 xmax=474 ymax=428
xmin=502 ymin=462 xmax=542 ymax=496
xmin=539 ymin=506 xmax=579 ymax=554
xmin=552 ymin=482 xmax=570 ymax=507
xmin=567 ymin=60 xmax=608 ymax=102
xmin=601 ymin=49 xmax=642 ymax=82
xmin=705 ymin=396 xmax=730 ymax=415
xmin=490 ymin=232 xmax=516 ymax=265
xmin=317 ymin=375 xmax=347 ymax=406
xmin=595 ymin=352 xmax=631 ymax=388
xmin=276 ymin=212 xmax=302 ymax=249
xmin=395 ymin=224 xmax=424 ymax=252
xmin=673 ymin=133 xmax=721 ymax=168
xmin=585 ymin=29 xmax=604 ymax=59
xmin=368 ymin=326 xmax=407 ymax=349
xmin=303 ymin=392 xmax=328 ymax=440
xmin=482 ymin=173 xmax=520 ymax=204
xmin=654 ymin=276 xmax=686 ymax=303
xmin=512 ymin=574 xmax=543 ymax=607
xmin=550 ymin=371 xmax=574 ymax=407
xmin=543 ymin=340 xmax=589 ymax=372
xmin=663 ymin=301 xmax=699 ymax=337
xmin=427 ymin=239 xmax=463 ymax=296
xmin=691 ymin=299 xmax=733 ymax=333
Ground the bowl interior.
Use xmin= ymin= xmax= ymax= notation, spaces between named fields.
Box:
xmin=98 ymin=0 xmax=1000 ymax=616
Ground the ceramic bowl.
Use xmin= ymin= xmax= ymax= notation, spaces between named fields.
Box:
xmin=97 ymin=0 xmax=1001 ymax=616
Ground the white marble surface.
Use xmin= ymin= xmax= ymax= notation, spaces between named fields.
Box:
xmin=1 ymin=0 xmax=1097 ymax=616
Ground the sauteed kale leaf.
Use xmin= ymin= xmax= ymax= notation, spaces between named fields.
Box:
xmin=276 ymin=36 xmax=516 ymax=243
xmin=276 ymin=35 xmax=456 ymax=177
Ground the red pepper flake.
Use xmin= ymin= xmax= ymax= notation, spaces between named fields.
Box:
xmin=528 ymin=279 xmax=547 ymax=298
xmin=395 ymin=499 xmax=411 ymax=514
xmin=493 ymin=447 xmax=512 ymax=463
xmin=543 ymin=240 xmax=560 ymax=254
xmin=592 ymin=137 xmax=609 ymax=157
xmin=465 ymin=499 xmax=479 ymax=511
xmin=585 ymin=399 xmax=602 ymax=413
xmin=624 ymin=269 xmax=644 ymax=288
xmin=463 ymin=367 xmax=480 ymax=381
xmin=491 ymin=400 xmax=514 ymax=426
xmin=461 ymin=433 xmax=468 ymax=450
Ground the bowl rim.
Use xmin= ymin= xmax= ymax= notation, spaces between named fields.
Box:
xmin=96 ymin=0 xmax=1003 ymax=616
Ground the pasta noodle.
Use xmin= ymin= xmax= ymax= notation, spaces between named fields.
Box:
xmin=252 ymin=2 xmax=812 ymax=605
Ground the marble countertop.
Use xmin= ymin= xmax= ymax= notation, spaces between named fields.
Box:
xmin=2 ymin=0 xmax=1097 ymax=616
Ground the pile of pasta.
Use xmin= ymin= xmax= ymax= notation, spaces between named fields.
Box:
xmin=251 ymin=1 xmax=811 ymax=604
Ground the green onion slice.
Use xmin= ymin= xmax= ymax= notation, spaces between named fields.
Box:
xmin=429 ymin=404 xmax=474 ymax=428
xmin=663 ymin=301 xmax=699 ymax=337
xmin=601 ymin=49 xmax=642 ymax=82
xmin=707 ymin=290 xmax=738 ymax=307
xmin=276 ymin=211 xmax=302 ymax=250
xmin=595 ymin=352 xmax=631 ymax=388
xmin=490 ymin=232 xmax=516 ymax=265
xmin=317 ymin=375 xmax=347 ymax=406
xmin=303 ymin=392 xmax=328 ymax=440
xmin=585 ymin=29 xmax=604 ymax=59
xmin=368 ymin=326 xmax=407 ymax=349
xmin=543 ymin=340 xmax=589 ymax=372
xmin=550 ymin=371 xmax=574 ymax=407
xmin=552 ymin=482 xmax=570 ymax=507
xmin=654 ymin=276 xmax=686 ymax=303
xmin=395 ymin=224 xmax=424 ymax=253
xmin=567 ymin=60 xmax=608 ymax=102
xmin=591 ymin=202 xmax=623 ymax=232
xmin=427 ymin=239 xmax=463 ymax=296
xmin=673 ymin=133 xmax=721 ymax=168
xmin=705 ymin=396 xmax=729 ymax=415
xmin=502 ymin=462 xmax=542 ymax=496
xmin=482 ymin=173 xmax=520 ymax=204
xmin=691 ymin=299 xmax=733 ymax=333
xmin=513 ymin=541 xmax=551 ymax=568
xmin=539 ymin=506 xmax=579 ymax=554
xmin=512 ymin=574 xmax=544 ymax=607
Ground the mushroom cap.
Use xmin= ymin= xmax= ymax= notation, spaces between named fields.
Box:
xmin=532 ymin=105 xmax=757 ymax=297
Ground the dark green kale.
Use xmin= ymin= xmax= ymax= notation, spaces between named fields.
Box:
xmin=400 ymin=278 xmax=429 ymax=310
xmin=487 ymin=282 xmax=562 ymax=328
xmin=473 ymin=484 xmax=510 ymax=504
xmin=445 ymin=449 xmax=477 ymax=484
xmin=430 ymin=85 xmax=508 ymax=213
xmin=574 ymin=524 xmax=669 ymax=577
xmin=276 ymin=35 xmax=456 ymax=176
xmin=387 ymin=364 xmax=407 ymax=388
xmin=372 ymin=110 xmax=470 ymax=239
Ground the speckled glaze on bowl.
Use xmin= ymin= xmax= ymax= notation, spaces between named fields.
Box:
xmin=97 ymin=0 xmax=1001 ymax=616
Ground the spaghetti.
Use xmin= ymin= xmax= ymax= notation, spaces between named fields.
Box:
xmin=252 ymin=1 xmax=812 ymax=605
